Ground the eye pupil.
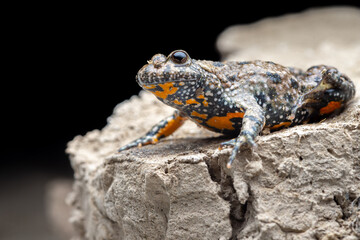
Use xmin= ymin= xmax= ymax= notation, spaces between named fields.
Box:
xmin=171 ymin=50 xmax=188 ymax=64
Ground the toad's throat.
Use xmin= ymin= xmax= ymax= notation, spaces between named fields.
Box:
xmin=143 ymin=82 xmax=179 ymax=100
xmin=142 ymin=80 xmax=200 ymax=104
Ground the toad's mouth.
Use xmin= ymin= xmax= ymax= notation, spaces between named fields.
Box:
xmin=136 ymin=72 xmax=199 ymax=86
xmin=136 ymin=61 xmax=203 ymax=87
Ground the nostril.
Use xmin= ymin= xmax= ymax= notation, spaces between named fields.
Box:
xmin=154 ymin=62 xmax=162 ymax=68
xmin=150 ymin=54 xmax=166 ymax=68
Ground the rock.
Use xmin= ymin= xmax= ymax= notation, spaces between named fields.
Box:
xmin=67 ymin=7 xmax=360 ymax=240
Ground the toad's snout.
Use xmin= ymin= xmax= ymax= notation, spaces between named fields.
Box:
xmin=136 ymin=54 xmax=168 ymax=86
xmin=149 ymin=54 xmax=167 ymax=68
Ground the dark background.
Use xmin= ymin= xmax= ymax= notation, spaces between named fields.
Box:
xmin=2 ymin=1 xmax=359 ymax=239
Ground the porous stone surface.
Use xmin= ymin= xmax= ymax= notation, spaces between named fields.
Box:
xmin=67 ymin=7 xmax=360 ymax=240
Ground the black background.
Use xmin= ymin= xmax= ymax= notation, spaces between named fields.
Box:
xmin=3 ymin=3 xmax=359 ymax=177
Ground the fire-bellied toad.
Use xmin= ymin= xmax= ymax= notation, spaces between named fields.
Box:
xmin=119 ymin=50 xmax=356 ymax=168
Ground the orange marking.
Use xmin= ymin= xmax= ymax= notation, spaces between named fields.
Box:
xmin=185 ymin=98 xmax=200 ymax=105
xmin=202 ymin=99 xmax=209 ymax=107
xmin=319 ymin=101 xmax=342 ymax=115
xmin=193 ymin=118 xmax=203 ymax=124
xmin=153 ymin=82 xmax=178 ymax=99
xmin=206 ymin=112 xmax=244 ymax=130
xmin=196 ymin=94 xmax=209 ymax=107
xmin=191 ymin=111 xmax=207 ymax=119
xmin=156 ymin=115 xmax=186 ymax=138
xmin=270 ymin=121 xmax=291 ymax=130
xmin=173 ymin=99 xmax=183 ymax=105
xmin=143 ymin=84 xmax=156 ymax=89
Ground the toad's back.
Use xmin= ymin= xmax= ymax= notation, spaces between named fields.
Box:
xmin=210 ymin=60 xmax=308 ymax=131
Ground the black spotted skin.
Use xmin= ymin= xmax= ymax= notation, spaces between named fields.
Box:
xmin=119 ymin=50 xmax=356 ymax=168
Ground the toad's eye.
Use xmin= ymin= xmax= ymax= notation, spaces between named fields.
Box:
xmin=170 ymin=50 xmax=189 ymax=64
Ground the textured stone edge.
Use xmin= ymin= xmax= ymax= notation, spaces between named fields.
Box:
xmin=66 ymin=97 xmax=360 ymax=239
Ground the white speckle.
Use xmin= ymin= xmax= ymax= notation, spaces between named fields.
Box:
xmin=279 ymin=115 xmax=283 ymax=119
xmin=205 ymin=90 xmax=213 ymax=96
xmin=266 ymin=115 xmax=270 ymax=119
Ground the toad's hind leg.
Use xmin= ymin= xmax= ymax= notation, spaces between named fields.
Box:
xmin=222 ymin=103 xmax=265 ymax=168
xmin=118 ymin=110 xmax=187 ymax=151
xmin=292 ymin=66 xmax=356 ymax=118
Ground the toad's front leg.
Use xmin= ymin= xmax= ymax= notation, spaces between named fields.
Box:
xmin=118 ymin=110 xmax=187 ymax=151
xmin=222 ymin=100 xmax=265 ymax=168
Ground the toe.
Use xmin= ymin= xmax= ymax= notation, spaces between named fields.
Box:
xmin=220 ymin=138 xmax=236 ymax=146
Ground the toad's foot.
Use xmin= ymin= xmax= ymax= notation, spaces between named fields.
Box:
xmin=222 ymin=135 xmax=257 ymax=169
xmin=118 ymin=135 xmax=158 ymax=151
xmin=220 ymin=137 xmax=257 ymax=148
xmin=290 ymin=66 xmax=356 ymax=121
xmin=118 ymin=110 xmax=186 ymax=152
